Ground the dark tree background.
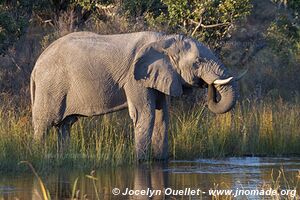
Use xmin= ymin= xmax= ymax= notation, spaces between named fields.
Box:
xmin=0 ymin=0 xmax=299 ymax=108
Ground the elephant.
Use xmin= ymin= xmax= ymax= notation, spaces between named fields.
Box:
xmin=30 ymin=31 xmax=239 ymax=160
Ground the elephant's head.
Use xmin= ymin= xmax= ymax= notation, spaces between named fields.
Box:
xmin=133 ymin=34 xmax=239 ymax=114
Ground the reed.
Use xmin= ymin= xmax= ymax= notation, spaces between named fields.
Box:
xmin=0 ymin=99 xmax=299 ymax=171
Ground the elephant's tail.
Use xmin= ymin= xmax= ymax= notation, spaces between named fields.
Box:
xmin=30 ymin=71 xmax=35 ymax=107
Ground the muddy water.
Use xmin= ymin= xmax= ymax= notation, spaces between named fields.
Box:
xmin=0 ymin=157 xmax=299 ymax=199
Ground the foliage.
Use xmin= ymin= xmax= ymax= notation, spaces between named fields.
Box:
xmin=267 ymin=19 xmax=300 ymax=61
xmin=0 ymin=0 xmax=69 ymax=55
xmin=72 ymin=0 xmax=97 ymax=10
xmin=267 ymin=0 xmax=300 ymax=61
xmin=146 ymin=0 xmax=252 ymax=47
xmin=254 ymin=0 xmax=300 ymax=98
xmin=0 ymin=4 xmax=27 ymax=54
xmin=288 ymin=0 xmax=300 ymax=11
xmin=122 ymin=0 xmax=162 ymax=17
xmin=273 ymin=0 xmax=300 ymax=15
xmin=46 ymin=0 xmax=252 ymax=47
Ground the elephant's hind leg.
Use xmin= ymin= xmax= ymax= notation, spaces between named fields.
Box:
xmin=56 ymin=115 xmax=78 ymax=154
xmin=32 ymin=118 xmax=49 ymax=143
xmin=152 ymin=94 xmax=169 ymax=160
xmin=32 ymin=106 xmax=51 ymax=143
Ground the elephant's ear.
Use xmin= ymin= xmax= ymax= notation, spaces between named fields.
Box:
xmin=133 ymin=39 xmax=183 ymax=97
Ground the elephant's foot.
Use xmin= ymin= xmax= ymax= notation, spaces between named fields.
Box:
xmin=136 ymin=132 xmax=168 ymax=161
xmin=135 ymin=145 xmax=169 ymax=161
xmin=152 ymin=141 xmax=169 ymax=160
xmin=152 ymin=151 xmax=168 ymax=161
xmin=135 ymin=139 xmax=151 ymax=161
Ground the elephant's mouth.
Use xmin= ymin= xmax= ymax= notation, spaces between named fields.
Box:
xmin=182 ymin=78 xmax=207 ymax=95
xmin=195 ymin=78 xmax=208 ymax=88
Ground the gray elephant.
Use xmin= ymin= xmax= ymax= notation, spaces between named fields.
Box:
xmin=31 ymin=31 xmax=239 ymax=160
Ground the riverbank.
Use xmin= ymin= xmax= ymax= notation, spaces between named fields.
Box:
xmin=0 ymin=99 xmax=299 ymax=172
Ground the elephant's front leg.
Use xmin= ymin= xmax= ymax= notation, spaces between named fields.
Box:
xmin=134 ymin=108 xmax=155 ymax=160
xmin=125 ymin=84 xmax=156 ymax=160
xmin=152 ymin=94 xmax=169 ymax=160
xmin=57 ymin=124 xmax=70 ymax=155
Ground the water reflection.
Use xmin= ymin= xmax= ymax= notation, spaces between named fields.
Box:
xmin=0 ymin=157 xmax=299 ymax=199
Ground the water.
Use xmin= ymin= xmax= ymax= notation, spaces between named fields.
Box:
xmin=0 ymin=157 xmax=299 ymax=199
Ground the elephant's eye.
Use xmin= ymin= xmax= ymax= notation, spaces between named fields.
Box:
xmin=193 ymin=58 xmax=202 ymax=68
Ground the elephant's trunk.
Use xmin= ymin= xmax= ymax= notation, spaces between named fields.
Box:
xmin=207 ymin=81 xmax=237 ymax=114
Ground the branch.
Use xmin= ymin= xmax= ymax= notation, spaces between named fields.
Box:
xmin=7 ymin=53 xmax=21 ymax=71
xmin=190 ymin=19 xmax=231 ymax=29
xmin=201 ymin=22 xmax=231 ymax=28
xmin=191 ymin=17 xmax=202 ymax=36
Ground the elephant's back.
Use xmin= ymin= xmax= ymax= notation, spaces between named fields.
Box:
xmin=32 ymin=31 xmax=164 ymax=86
xmin=34 ymin=31 xmax=161 ymax=68
xmin=49 ymin=31 xmax=162 ymax=49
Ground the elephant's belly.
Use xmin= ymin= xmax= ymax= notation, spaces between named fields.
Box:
xmin=66 ymin=84 xmax=128 ymax=117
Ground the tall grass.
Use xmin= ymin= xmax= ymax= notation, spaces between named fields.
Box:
xmin=171 ymin=100 xmax=300 ymax=159
xmin=0 ymin=109 xmax=135 ymax=171
xmin=0 ymin=99 xmax=299 ymax=171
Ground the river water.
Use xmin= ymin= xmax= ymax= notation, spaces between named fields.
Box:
xmin=0 ymin=157 xmax=299 ymax=199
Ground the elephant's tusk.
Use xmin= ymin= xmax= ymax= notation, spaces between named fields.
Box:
xmin=235 ymin=69 xmax=248 ymax=81
xmin=213 ymin=77 xmax=233 ymax=85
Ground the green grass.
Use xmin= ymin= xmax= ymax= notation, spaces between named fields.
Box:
xmin=0 ymin=99 xmax=299 ymax=171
